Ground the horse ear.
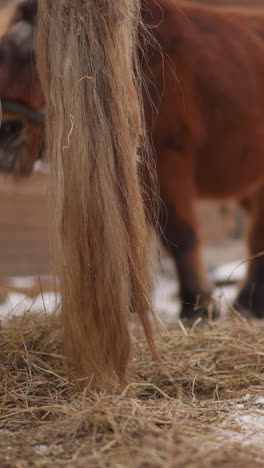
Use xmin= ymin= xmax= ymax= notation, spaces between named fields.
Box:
xmin=16 ymin=0 xmax=37 ymax=26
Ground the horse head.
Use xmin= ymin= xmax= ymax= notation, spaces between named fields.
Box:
xmin=0 ymin=0 xmax=44 ymax=175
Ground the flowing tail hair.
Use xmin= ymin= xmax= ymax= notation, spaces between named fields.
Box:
xmin=36 ymin=0 xmax=158 ymax=387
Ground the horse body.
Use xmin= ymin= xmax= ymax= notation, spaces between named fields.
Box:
xmin=144 ymin=0 xmax=264 ymax=198
xmin=191 ymin=7 xmax=264 ymax=199
xmin=141 ymin=0 xmax=264 ymax=318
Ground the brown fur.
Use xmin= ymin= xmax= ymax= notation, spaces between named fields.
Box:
xmin=36 ymin=0 xmax=157 ymax=387
xmin=141 ymin=0 xmax=264 ymax=319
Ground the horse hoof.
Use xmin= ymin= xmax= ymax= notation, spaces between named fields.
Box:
xmin=235 ymin=290 xmax=264 ymax=319
xmin=180 ymin=302 xmax=218 ymax=326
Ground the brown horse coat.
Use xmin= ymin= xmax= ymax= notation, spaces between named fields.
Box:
xmin=141 ymin=0 xmax=264 ymax=318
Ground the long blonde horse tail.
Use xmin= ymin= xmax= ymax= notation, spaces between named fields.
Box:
xmin=36 ymin=0 xmax=157 ymax=387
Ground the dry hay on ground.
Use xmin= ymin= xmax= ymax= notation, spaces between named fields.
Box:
xmin=1 ymin=313 xmax=264 ymax=467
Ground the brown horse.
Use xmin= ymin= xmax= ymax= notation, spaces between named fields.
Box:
xmin=4 ymin=0 xmax=264 ymax=384
xmin=0 ymin=0 xmax=44 ymax=175
xmin=141 ymin=0 xmax=264 ymax=320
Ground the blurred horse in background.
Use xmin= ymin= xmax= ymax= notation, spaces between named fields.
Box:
xmin=0 ymin=0 xmax=44 ymax=175
xmin=4 ymin=0 xmax=264 ymax=385
xmin=140 ymin=0 xmax=264 ymax=321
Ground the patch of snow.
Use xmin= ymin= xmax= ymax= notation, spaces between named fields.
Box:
xmin=8 ymin=276 xmax=37 ymax=289
xmin=0 ymin=292 xmax=59 ymax=321
xmin=0 ymin=292 xmax=28 ymax=320
xmin=153 ymin=275 xmax=180 ymax=320
xmin=219 ymin=411 xmax=264 ymax=448
xmin=243 ymin=394 xmax=252 ymax=401
xmin=8 ymin=275 xmax=53 ymax=289
xmin=29 ymin=292 xmax=59 ymax=315
xmin=236 ymin=413 xmax=264 ymax=445
xmin=213 ymin=285 xmax=238 ymax=316
xmin=34 ymin=445 xmax=50 ymax=456
xmin=255 ymin=397 xmax=264 ymax=405
xmin=152 ymin=255 xmax=179 ymax=320
xmin=237 ymin=404 xmax=244 ymax=409
xmin=212 ymin=260 xmax=246 ymax=283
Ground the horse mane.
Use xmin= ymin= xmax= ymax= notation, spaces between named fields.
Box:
xmin=36 ymin=0 xmax=158 ymax=388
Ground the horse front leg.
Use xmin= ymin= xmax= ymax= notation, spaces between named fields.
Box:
xmin=236 ymin=188 xmax=264 ymax=318
xmin=158 ymin=149 xmax=212 ymax=323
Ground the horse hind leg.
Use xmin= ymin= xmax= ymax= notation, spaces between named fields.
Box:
xmin=236 ymin=187 xmax=264 ymax=318
xmin=158 ymin=152 xmax=212 ymax=322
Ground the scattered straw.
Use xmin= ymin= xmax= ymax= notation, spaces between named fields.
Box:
xmin=1 ymin=312 xmax=264 ymax=466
